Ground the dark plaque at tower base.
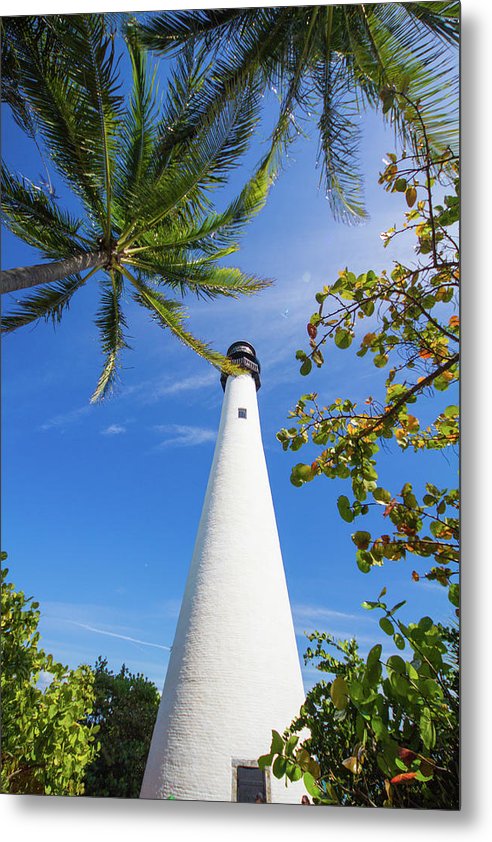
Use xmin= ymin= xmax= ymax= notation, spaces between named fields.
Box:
xmin=236 ymin=766 xmax=266 ymax=803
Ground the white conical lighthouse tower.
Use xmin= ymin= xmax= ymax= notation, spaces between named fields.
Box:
xmin=141 ymin=342 xmax=306 ymax=803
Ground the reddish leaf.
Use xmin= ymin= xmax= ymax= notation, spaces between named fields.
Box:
xmin=390 ymin=772 xmax=417 ymax=785
xmin=307 ymin=323 xmax=317 ymax=339
xmin=397 ymin=747 xmax=417 ymax=766
xmin=400 ymin=524 xmax=416 ymax=536
xmin=384 ymin=499 xmax=397 ymax=517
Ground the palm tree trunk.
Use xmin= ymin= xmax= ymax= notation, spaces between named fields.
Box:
xmin=0 ymin=251 xmax=106 ymax=295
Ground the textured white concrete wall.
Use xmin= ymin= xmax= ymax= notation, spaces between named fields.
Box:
xmin=140 ymin=373 xmax=307 ymax=804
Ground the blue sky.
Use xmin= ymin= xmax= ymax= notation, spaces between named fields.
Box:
xmin=1 ymin=11 xmax=459 ymax=696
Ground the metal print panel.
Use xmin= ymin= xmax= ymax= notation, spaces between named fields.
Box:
xmin=1 ymin=3 xmax=459 ymax=809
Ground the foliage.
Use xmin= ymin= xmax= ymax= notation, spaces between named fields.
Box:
xmin=277 ymin=99 xmax=459 ymax=606
xmin=1 ymin=14 xmax=279 ymax=400
xmin=0 ymin=555 xmax=99 ymax=795
xmin=260 ymin=602 xmax=459 ymax=808
xmin=137 ymin=3 xmax=459 ymax=221
xmin=82 ymin=656 xmax=160 ymax=798
xmin=269 ymin=93 xmax=459 ymax=808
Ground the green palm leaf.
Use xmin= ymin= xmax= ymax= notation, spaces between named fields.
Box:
xmin=5 ymin=17 xmax=103 ymax=220
xmin=1 ymin=166 xmax=91 ymax=260
xmin=136 ymin=4 xmax=459 ymax=219
xmin=362 ymin=3 xmax=459 ymax=154
xmin=148 ymin=43 xmax=213 ymax=164
xmin=118 ymin=83 xmax=262 ymax=247
xmin=70 ymin=15 xmax=123 ymax=241
xmin=123 ymin=269 xmax=231 ymax=371
xmin=395 ymin=2 xmax=460 ymax=44
xmin=1 ymin=275 xmax=86 ymax=332
xmin=3 ymin=16 xmax=281 ymax=399
xmin=91 ymin=272 xmax=130 ymax=403
xmin=1 ymin=18 xmax=39 ymax=141
xmin=313 ymin=53 xmax=367 ymax=221
xmin=124 ymin=260 xmax=271 ymax=301
xmin=112 ymin=25 xmax=159 ymax=226
xmin=137 ymin=8 xmax=245 ymax=53
xmin=6 ymin=14 xmax=123 ymax=229
xmin=125 ymin=143 xmax=279 ymax=258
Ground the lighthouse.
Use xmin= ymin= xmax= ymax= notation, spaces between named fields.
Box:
xmin=140 ymin=342 xmax=306 ymax=803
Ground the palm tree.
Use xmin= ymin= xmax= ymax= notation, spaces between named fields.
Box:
xmin=136 ymin=3 xmax=459 ymax=221
xmin=1 ymin=15 xmax=278 ymax=401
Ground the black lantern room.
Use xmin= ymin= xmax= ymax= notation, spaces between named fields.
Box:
xmin=220 ymin=340 xmax=261 ymax=391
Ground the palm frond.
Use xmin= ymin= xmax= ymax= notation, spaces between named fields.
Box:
xmin=136 ymin=9 xmax=246 ymax=55
xmin=91 ymin=271 xmax=130 ymax=402
xmin=137 ymin=4 xmax=459 ymax=220
xmin=309 ymin=5 xmax=365 ymax=221
xmin=147 ymin=45 xmax=207 ymax=165
xmin=124 ymin=258 xmax=271 ymax=301
xmin=137 ymin=7 xmax=292 ymax=135
xmin=397 ymin=2 xmax=460 ymax=44
xmin=114 ymin=42 xmax=221 ymax=230
xmin=123 ymin=269 xmax=232 ymax=371
xmin=126 ymin=141 xmax=279 ymax=259
xmin=313 ymin=54 xmax=367 ymax=222
xmin=6 ymin=14 xmax=124 ymax=227
xmin=364 ymin=3 xmax=459 ymax=155
xmin=1 ymin=275 xmax=86 ymax=333
xmin=1 ymin=18 xmax=39 ymax=140
xmin=273 ymin=6 xmax=321 ymax=144
xmin=1 ymin=166 xmax=92 ymax=260
xmin=70 ymin=14 xmax=124 ymax=241
xmin=112 ymin=23 xmax=159 ymax=226
xmin=50 ymin=14 xmax=126 ymax=239
xmin=187 ymin=8 xmax=294 ymax=116
xmin=118 ymin=81 xmax=262 ymax=246
xmin=5 ymin=17 xmax=103 ymax=219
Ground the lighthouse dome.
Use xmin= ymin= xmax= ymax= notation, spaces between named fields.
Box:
xmin=220 ymin=339 xmax=261 ymax=391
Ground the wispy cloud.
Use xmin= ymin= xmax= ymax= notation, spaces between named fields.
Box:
xmin=39 ymin=602 xmax=176 ymax=676
xmin=42 ymin=599 xmax=180 ymax=626
xmin=101 ymin=424 xmax=126 ymax=436
xmin=296 ymin=628 xmax=383 ymax=647
xmin=40 ymin=405 xmax=92 ymax=431
xmin=66 ymin=620 xmax=171 ymax=651
xmin=292 ymin=603 xmax=371 ymax=624
xmin=154 ymin=424 xmax=216 ymax=448
xmin=417 ymin=579 xmax=451 ymax=594
xmin=122 ymin=371 xmax=217 ymax=405
xmin=292 ymin=602 xmax=379 ymax=644
xmin=153 ymin=372 xmax=217 ymax=397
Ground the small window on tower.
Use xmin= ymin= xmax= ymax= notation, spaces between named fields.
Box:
xmin=238 ymin=408 xmax=247 ymax=419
